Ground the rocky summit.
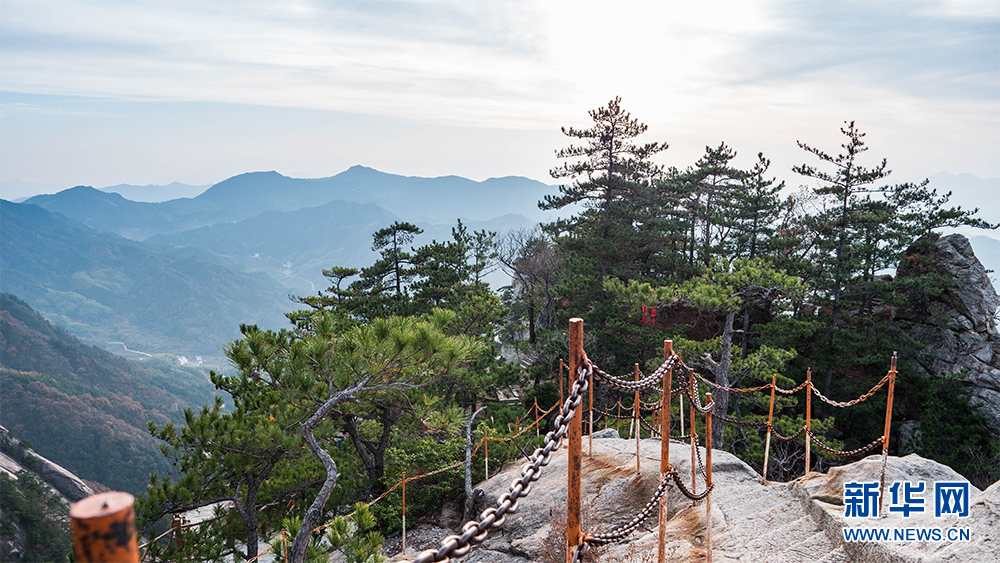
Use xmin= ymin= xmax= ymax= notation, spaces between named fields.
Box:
xmin=896 ymin=233 xmax=1000 ymax=436
xmin=388 ymin=434 xmax=996 ymax=563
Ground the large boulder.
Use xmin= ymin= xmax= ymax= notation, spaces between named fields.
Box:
xmin=390 ymin=436 xmax=994 ymax=563
xmin=895 ymin=234 xmax=1000 ymax=436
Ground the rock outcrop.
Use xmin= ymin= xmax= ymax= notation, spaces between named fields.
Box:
xmin=0 ymin=424 xmax=94 ymax=502
xmin=895 ymin=233 xmax=1000 ymax=436
xmin=391 ymin=435 xmax=996 ymax=563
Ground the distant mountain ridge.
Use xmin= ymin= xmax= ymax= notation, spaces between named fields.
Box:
xmin=24 ymin=165 xmax=557 ymax=241
xmin=0 ymin=200 xmax=290 ymax=359
xmin=101 ymin=181 xmax=211 ymax=202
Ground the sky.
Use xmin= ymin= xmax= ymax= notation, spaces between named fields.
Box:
xmin=1 ymin=0 xmax=998 ymax=199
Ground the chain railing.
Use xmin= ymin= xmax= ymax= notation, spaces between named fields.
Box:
xmin=408 ymin=362 xmax=590 ymax=563
xmin=395 ymin=322 xmax=898 ymax=563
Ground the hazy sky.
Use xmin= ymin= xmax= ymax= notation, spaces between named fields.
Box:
xmin=1 ymin=0 xmax=997 ymax=197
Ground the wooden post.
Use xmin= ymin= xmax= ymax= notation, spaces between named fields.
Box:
xmin=658 ymin=341 xmax=673 ymax=563
xmin=536 ymin=398 xmax=541 ymax=437
xmin=589 ymin=359 xmax=594 ymax=458
xmin=635 ymin=363 xmax=641 ymax=474
xmin=567 ymin=318 xmax=584 ymax=563
xmin=402 ymin=471 xmax=407 ymax=555
xmin=484 ymin=428 xmax=489 ymax=479
xmin=705 ymin=392 xmax=713 ymax=563
xmin=616 ymin=401 xmax=621 ymax=435
xmin=878 ymin=352 xmax=897 ymax=516
xmin=762 ymin=373 xmax=777 ymax=484
xmin=71 ymin=492 xmax=139 ymax=563
xmin=690 ymin=373 xmax=697 ymax=506
xmin=805 ymin=368 xmax=812 ymax=474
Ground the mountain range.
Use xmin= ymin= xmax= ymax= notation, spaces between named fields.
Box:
xmin=3 ymin=167 xmax=558 ymax=361
xmin=6 ymin=166 xmax=996 ymax=365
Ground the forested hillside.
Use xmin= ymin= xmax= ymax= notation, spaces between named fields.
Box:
xmin=0 ymin=294 xmax=218 ymax=494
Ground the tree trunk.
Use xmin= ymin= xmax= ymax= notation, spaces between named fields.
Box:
xmin=290 ymin=387 xmax=355 ymax=563
xmin=464 ymin=407 xmax=486 ymax=520
xmin=712 ymin=311 xmax=735 ymax=449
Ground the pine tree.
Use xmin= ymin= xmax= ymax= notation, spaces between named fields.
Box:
xmin=541 ymin=97 xmax=668 ymax=278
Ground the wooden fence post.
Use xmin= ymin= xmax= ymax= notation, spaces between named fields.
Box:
xmin=658 ymin=340 xmax=673 ymax=563
xmin=805 ymin=368 xmax=812 ymax=475
xmin=690 ymin=373 xmax=697 ymax=507
xmin=71 ymin=492 xmax=139 ymax=563
xmin=878 ymin=352 xmax=897 ymax=516
xmin=705 ymin=392 xmax=713 ymax=563
xmin=635 ymin=363 xmax=641 ymax=475
xmin=762 ymin=373 xmax=777 ymax=484
xmin=402 ymin=471 xmax=407 ymax=555
xmin=535 ymin=398 xmax=541 ymax=437
xmin=567 ymin=318 xmax=584 ymax=563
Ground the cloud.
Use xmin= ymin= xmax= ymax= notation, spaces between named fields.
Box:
xmin=731 ymin=0 xmax=1000 ymax=100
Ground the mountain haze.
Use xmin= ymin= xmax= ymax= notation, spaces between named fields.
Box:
xmin=24 ymin=166 xmax=557 ymax=241
xmin=0 ymin=200 xmax=290 ymax=359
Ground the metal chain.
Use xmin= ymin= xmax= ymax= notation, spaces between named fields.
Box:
xmin=692 ymin=435 xmax=708 ymax=481
xmin=591 ymin=356 xmax=677 ymax=392
xmin=770 ymin=425 xmax=806 ymax=442
xmin=774 ymin=381 xmax=809 ymax=395
xmin=689 ymin=367 xmax=773 ymax=393
xmin=639 ymin=416 xmax=660 ymax=437
xmin=805 ymin=430 xmax=885 ymax=458
xmin=809 ymin=372 xmax=892 ymax=408
xmin=684 ymin=385 xmax=715 ymax=415
xmin=409 ymin=363 xmax=591 ymax=563
xmin=671 ymin=470 xmax=714 ymax=501
xmin=585 ymin=473 xmax=672 ymax=545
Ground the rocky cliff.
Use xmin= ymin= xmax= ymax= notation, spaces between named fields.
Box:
xmin=895 ymin=233 xmax=1000 ymax=436
xmin=389 ymin=434 xmax=996 ymax=562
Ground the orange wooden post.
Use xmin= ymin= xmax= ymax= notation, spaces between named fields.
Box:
xmin=535 ymin=398 xmax=541 ymax=437
xmin=616 ymin=401 xmax=621 ymax=435
xmin=705 ymin=392 xmax=713 ymax=563
xmin=634 ymin=363 xmax=641 ymax=474
xmin=402 ymin=471 xmax=407 ymax=555
xmin=762 ymin=373 xmax=777 ymax=484
xmin=690 ymin=372 xmax=697 ymax=506
xmin=878 ymin=352 xmax=897 ymax=516
xmin=566 ymin=318 xmax=584 ymax=563
xmin=71 ymin=492 xmax=139 ymax=563
xmin=805 ymin=368 xmax=812 ymax=474
xmin=658 ymin=341 xmax=673 ymax=563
